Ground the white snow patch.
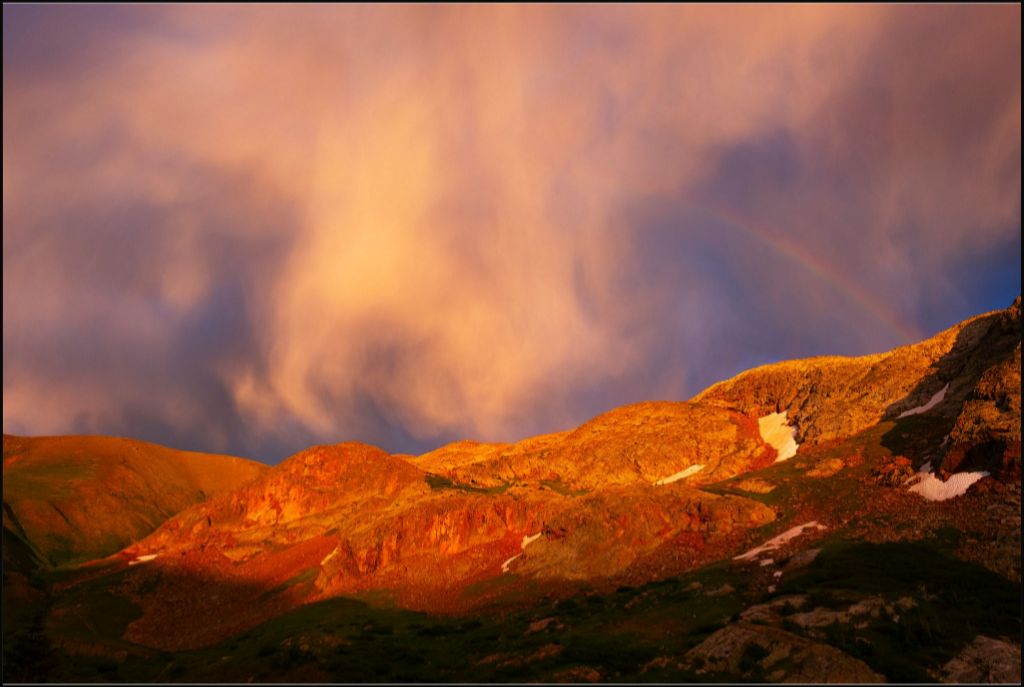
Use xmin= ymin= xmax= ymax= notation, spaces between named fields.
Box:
xmin=898 ymin=384 xmax=949 ymax=418
xmin=908 ymin=469 xmax=989 ymax=502
xmin=734 ymin=522 xmax=826 ymax=562
xmin=758 ymin=412 xmax=799 ymax=462
xmin=128 ymin=554 xmax=159 ymax=566
xmin=502 ymin=532 xmax=543 ymax=573
xmin=654 ymin=464 xmax=705 ymax=486
xmin=768 ymin=585 xmax=777 ymax=593
xmin=321 ymin=546 xmax=340 ymax=566
xmin=501 ymin=553 xmax=521 ymax=573
xmin=759 ymin=558 xmax=774 ymax=567
xmin=773 ymin=571 xmax=783 ymax=579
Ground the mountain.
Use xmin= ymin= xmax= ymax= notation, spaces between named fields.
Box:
xmin=2 ymin=434 xmax=268 ymax=568
xmin=2 ymin=298 xmax=1020 ymax=683
xmin=694 ymin=297 xmax=1021 ymax=479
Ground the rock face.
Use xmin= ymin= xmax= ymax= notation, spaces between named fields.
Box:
xmin=693 ymin=299 xmax=1022 ymax=461
xmin=2 ymin=434 xmax=267 ymax=566
xmin=120 ymin=442 xmax=775 ymax=649
xmin=934 ymin=635 xmax=1022 ymax=684
xmin=683 ymin=622 xmax=885 ymax=682
xmin=942 ymin=314 xmax=1021 ymax=480
xmin=512 ymin=485 xmax=774 ymax=581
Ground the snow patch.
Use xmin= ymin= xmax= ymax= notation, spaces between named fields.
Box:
xmin=501 ymin=553 xmax=521 ymax=573
xmin=321 ymin=546 xmax=340 ymax=566
xmin=758 ymin=412 xmax=799 ymax=462
xmin=908 ymin=469 xmax=989 ymax=502
xmin=654 ymin=464 xmax=704 ymax=486
xmin=759 ymin=558 xmax=774 ymax=567
xmin=897 ymin=384 xmax=949 ymax=419
xmin=502 ymin=532 xmax=543 ymax=573
xmin=734 ymin=522 xmax=826 ymax=562
xmin=128 ymin=554 xmax=159 ymax=566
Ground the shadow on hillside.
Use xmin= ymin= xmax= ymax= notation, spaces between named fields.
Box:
xmin=880 ymin=302 xmax=1020 ymax=474
xmin=4 ymin=554 xmax=590 ymax=684
xmin=2 ymin=552 xmax=393 ymax=683
xmin=7 ymin=534 xmax=1022 ymax=684
xmin=4 ymin=542 xmax=583 ymax=684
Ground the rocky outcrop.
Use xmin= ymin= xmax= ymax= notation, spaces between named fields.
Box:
xmin=693 ymin=299 xmax=1022 ymax=459
xmin=941 ymin=340 xmax=1021 ymax=480
xmin=933 ymin=635 xmax=1022 ymax=684
xmin=511 ymin=484 xmax=775 ymax=581
xmin=683 ymin=622 xmax=885 ymax=682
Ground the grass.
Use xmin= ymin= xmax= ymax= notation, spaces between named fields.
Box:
xmin=3 ymin=461 xmax=96 ymax=501
xmin=259 ymin=567 xmax=319 ymax=601
xmin=23 ymin=555 xmax=756 ymax=683
xmin=424 ymin=474 xmax=511 ymax=494
xmin=46 ymin=570 xmax=143 ymax=642
xmin=539 ymin=480 xmax=590 ymax=497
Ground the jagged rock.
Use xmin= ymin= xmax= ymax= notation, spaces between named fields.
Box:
xmin=525 ymin=617 xmax=561 ymax=634
xmin=806 ymin=458 xmax=845 ymax=478
xmin=782 ymin=548 xmax=821 ymax=573
xmin=734 ymin=478 xmax=776 ymax=493
xmin=739 ymin=594 xmax=916 ymax=631
xmin=552 ymin=666 xmax=602 ymax=682
xmin=941 ymin=334 xmax=1021 ymax=480
xmin=694 ymin=300 xmax=1022 ymax=462
xmin=871 ymin=456 xmax=915 ymax=487
xmin=934 ymin=635 xmax=1022 ymax=683
xmin=683 ymin=622 xmax=885 ymax=682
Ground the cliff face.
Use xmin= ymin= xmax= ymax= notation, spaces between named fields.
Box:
xmin=694 ymin=298 xmax=1021 ymax=474
xmin=119 ymin=439 xmax=776 ymax=649
xmin=941 ymin=302 xmax=1021 ymax=479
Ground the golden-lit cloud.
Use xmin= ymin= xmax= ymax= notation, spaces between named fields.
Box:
xmin=3 ymin=5 xmax=1020 ymax=460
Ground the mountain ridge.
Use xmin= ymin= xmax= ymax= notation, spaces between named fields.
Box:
xmin=2 ymin=297 xmax=1020 ymax=682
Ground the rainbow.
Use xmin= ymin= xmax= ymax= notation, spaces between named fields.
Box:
xmin=689 ymin=201 xmax=924 ymax=344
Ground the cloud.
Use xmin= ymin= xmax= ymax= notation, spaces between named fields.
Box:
xmin=3 ymin=5 xmax=1019 ymax=461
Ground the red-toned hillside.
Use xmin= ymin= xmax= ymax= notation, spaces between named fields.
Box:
xmin=2 ymin=434 xmax=267 ymax=567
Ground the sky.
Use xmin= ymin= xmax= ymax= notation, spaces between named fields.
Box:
xmin=3 ymin=4 xmax=1020 ymax=463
